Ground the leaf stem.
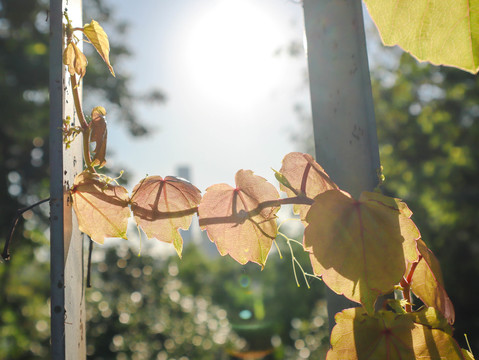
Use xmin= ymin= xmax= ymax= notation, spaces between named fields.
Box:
xmin=70 ymin=74 xmax=92 ymax=169
xmin=400 ymin=255 xmax=423 ymax=312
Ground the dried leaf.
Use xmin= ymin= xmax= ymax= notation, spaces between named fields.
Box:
xmin=410 ymin=239 xmax=455 ymax=325
xmin=63 ymin=43 xmax=75 ymax=76
xmin=72 ymin=42 xmax=87 ymax=79
xmin=90 ymin=106 xmax=107 ymax=168
xmin=63 ymin=42 xmax=87 ymax=78
xmin=327 ymin=308 xmax=465 ymax=360
xmin=130 ymin=176 xmax=201 ymax=257
xmin=71 ymin=171 xmax=130 ymax=244
xmin=83 ymin=20 xmax=115 ymax=77
xmin=304 ymin=191 xmax=420 ymax=313
xmin=278 ymin=152 xmax=337 ymax=222
xmin=198 ymin=170 xmax=280 ymax=268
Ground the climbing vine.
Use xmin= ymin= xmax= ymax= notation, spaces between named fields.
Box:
xmin=20 ymin=8 xmax=479 ymax=360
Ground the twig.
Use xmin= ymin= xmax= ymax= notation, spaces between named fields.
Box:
xmin=86 ymin=239 xmax=93 ymax=288
xmin=2 ymin=198 xmax=50 ymax=261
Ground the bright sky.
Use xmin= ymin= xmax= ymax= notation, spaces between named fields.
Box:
xmin=103 ymin=0 xmax=311 ymax=193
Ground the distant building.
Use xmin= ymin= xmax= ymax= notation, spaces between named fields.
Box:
xmin=176 ymin=165 xmax=219 ymax=257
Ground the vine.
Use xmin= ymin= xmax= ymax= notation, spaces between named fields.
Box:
xmin=61 ymin=13 xmax=474 ymax=359
xmin=3 ymin=10 xmax=475 ymax=360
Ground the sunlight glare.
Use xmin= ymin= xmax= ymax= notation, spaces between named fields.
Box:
xmin=182 ymin=0 xmax=286 ymax=105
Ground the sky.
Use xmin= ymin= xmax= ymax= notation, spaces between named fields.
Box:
xmin=102 ymin=0 xmax=311 ymax=193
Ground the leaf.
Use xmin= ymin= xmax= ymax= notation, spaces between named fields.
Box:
xmin=130 ymin=176 xmax=201 ymax=257
xmin=405 ymin=306 xmax=453 ymax=336
xmin=71 ymin=171 xmax=130 ymax=244
xmin=327 ymin=308 xmax=465 ymax=359
xmin=278 ymin=152 xmax=337 ymax=222
xmin=63 ymin=42 xmax=87 ymax=79
xmin=364 ymin=0 xmax=479 ymax=74
xmin=63 ymin=43 xmax=75 ymax=76
xmin=90 ymin=106 xmax=107 ymax=168
xmin=304 ymin=191 xmax=420 ymax=313
xmin=82 ymin=20 xmax=115 ymax=77
xmin=198 ymin=170 xmax=280 ymax=268
xmin=462 ymin=349 xmax=476 ymax=360
xmin=410 ymin=239 xmax=455 ymax=324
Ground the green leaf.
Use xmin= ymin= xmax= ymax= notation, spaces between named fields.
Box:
xmin=82 ymin=20 xmax=115 ymax=77
xmin=328 ymin=308 xmax=466 ymax=359
xmin=130 ymin=176 xmax=201 ymax=258
xmin=71 ymin=171 xmax=130 ymax=244
xmin=198 ymin=170 xmax=279 ymax=268
xmin=278 ymin=152 xmax=337 ymax=222
xmin=364 ymin=0 xmax=479 ymax=74
xmin=410 ymin=239 xmax=455 ymax=325
xmin=304 ymin=191 xmax=420 ymax=313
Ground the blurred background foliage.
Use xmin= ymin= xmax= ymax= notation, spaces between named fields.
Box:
xmin=1 ymin=0 xmax=478 ymax=358
xmin=372 ymin=53 xmax=479 ymax=351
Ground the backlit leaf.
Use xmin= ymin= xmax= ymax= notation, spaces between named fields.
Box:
xmin=405 ymin=306 xmax=453 ymax=336
xmin=278 ymin=152 xmax=337 ymax=222
xmin=71 ymin=171 xmax=130 ymax=244
xmin=304 ymin=191 xmax=420 ymax=313
xmin=198 ymin=170 xmax=280 ymax=268
xmin=130 ymin=176 xmax=201 ymax=257
xmin=90 ymin=106 xmax=107 ymax=168
xmin=410 ymin=239 xmax=455 ymax=324
xmin=83 ymin=20 xmax=115 ymax=77
xmin=364 ymin=0 xmax=479 ymax=74
xmin=462 ymin=349 xmax=475 ymax=360
xmin=327 ymin=308 xmax=465 ymax=359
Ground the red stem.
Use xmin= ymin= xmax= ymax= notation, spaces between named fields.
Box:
xmin=401 ymin=255 xmax=423 ymax=312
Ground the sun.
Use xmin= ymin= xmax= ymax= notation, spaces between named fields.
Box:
xmin=181 ymin=0 xmax=286 ymax=106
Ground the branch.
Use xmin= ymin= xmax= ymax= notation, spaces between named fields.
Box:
xmin=198 ymin=196 xmax=313 ymax=226
xmin=2 ymin=198 xmax=50 ymax=261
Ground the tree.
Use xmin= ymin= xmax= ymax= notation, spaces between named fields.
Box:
xmin=0 ymin=0 xmax=164 ymax=357
xmin=372 ymin=53 xmax=479 ymax=351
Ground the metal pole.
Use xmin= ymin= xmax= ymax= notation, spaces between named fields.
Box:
xmin=49 ymin=0 xmax=85 ymax=358
xmin=302 ymin=0 xmax=380 ymax=332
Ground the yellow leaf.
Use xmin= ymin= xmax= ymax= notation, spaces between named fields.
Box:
xmin=83 ymin=20 xmax=115 ymax=77
xmin=304 ymin=191 xmax=420 ymax=312
xmin=328 ymin=308 xmax=465 ymax=359
xmin=364 ymin=0 xmax=479 ymax=74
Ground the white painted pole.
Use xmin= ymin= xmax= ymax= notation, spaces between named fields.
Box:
xmin=302 ymin=0 xmax=380 ymax=332
xmin=49 ymin=0 xmax=86 ymax=358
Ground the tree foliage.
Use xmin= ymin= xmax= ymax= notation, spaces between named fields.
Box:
xmin=372 ymin=53 xmax=479 ymax=351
